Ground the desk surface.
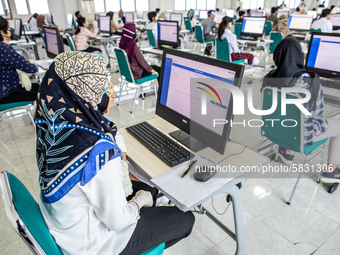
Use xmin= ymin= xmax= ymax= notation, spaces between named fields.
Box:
xmin=11 ymin=41 xmax=36 ymax=48
xmin=140 ymin=46 xmax=192 ymax=56
xmin=119 ymin=118 xmax=268 ymax=179
xmin=237 ymin=38 xmax=273 ymax=45
xmin=24 ymin=31 xmax=40 ymax=36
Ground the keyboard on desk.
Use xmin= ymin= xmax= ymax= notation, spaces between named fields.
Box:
xmin=37 ymin=61 xmax=51 ymax=70
xmin=321 ymin=78 xmax=340 ymax=89
xmin=126 ymin=122 xmax=193 ymax=167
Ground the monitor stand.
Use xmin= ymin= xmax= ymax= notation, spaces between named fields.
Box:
xmin=169 ymin=130 xmax=207 ymax=152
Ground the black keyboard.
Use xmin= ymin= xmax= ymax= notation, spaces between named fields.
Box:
xmin=126 ymin=122 xmax=193 ymax=167
xmin=321 ymin=78 xmax=340 ymax=89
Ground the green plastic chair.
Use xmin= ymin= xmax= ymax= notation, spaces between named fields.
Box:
xmin=215 ymin=39 xmax=246 ymax=64
xmin=309 ymin=28 xmax=321 ymax=34
xmin=194 ymin=25 xmax=214 ymax=55
xmin=65 ymin=33 xmax=77 ymax=51
xmin=147 ymin=29 xmax=156 ymax=47
xmin=0 ymin=171 xmax=63 ymax=255
xmin=269 ymin=31 xmax=283 ymax=54
xmin=114 ymin=48 xmax=158 ymax=113
xmin=0 ymin=101 xmax=35 ymax=127
xmin=184 ymin=19 xmax=192 ymax=33
xmin=258 ymin=88 xmax=328 ymax=205
xmin=24 ymin=23 xmax=30 ymax=31
xmin=234 ymin=23 xmax=242 ymax=38
xmin=264 ymin=21 xmax=273 ymax=36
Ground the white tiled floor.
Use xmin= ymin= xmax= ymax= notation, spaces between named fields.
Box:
xmin=1 ymin=69 xmax=340 ymax=255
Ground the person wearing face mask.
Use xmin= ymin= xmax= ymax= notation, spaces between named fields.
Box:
xmin=74 ymin=16 xmax=101 ymax=53
xmin=217 ymin=16 xmax=259 ymax=65
xmin=311 ymin=8 xmax=333 ymax=33
xmin=0 ymin=17 xmax=39 ymax=104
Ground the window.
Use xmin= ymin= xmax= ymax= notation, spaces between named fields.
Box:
xmin=14 ymin=0 xmax=29 ymax=15
xmin=121 ymin=0 xmax=135 ymax=12
xmin=136 ymin=0 xmax=148 ymax=11
xmin=95 ymin=0 xmax=143 ymax=13
xmin=105 ymin=0 xmax=120 ymax=12
xmin=242 ymin=0 xmax=263 ymax=9
xmin=28 ymin=0 xmax=49 ymax=14
xmin=206 ymin=0 xmax=216 ymax=10
xmin=186 ymin=0 xmax=196 ymax=10
xmin=0 ymin=0 xmax=11 ymax=18
xmin=277 ymin=0 xmax=300 ymax=9
xmin=175 ymin=0 xmax=185 ymax=11
xmin=197 ymin=0 xmax=206 ymax=10
xmin=94 ymin=0 xmax=105 ymax=13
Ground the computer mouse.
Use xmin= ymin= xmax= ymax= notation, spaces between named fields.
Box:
xmin=193 ymin=165 xmax=217 ymax=182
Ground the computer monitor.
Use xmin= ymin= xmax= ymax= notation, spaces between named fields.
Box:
xmin=240 ymin=17 xmax=266 ymax=39
xmin=330 ymin=14 xmax=340 ymax=29
xmin=199 ymin=10 xmax=208 ymax=20
xmin=46 ymin=13 xmax=54 ymax=26
xmin=157 ymin=20 xmax=179 ymax=49
xmin=99 ymin=16 xmax=111 ymax=35
xmin=214 ymin=12 xmax=225 ymax=24
xmin=331 ymin=7 xmax=340 ymax=14
xmin=95 ymin=13 xmax=100 ymax=21
xmin=136 ymin=11 xmax=143 ymax=19
xmin=14 ymin=18 xmax=22 ymax=40
xmin=225 ymin=9 xmax=235 ymax=17
xmin=287 ymin=15 xmax=314 ymax=31
xmin=317 ymin=7 xmax=324 ymax=15
xmin=250 ymin=11 xmax=264 ymax=17
xmin=66 ymin=13 xmax=74 ymax=29
xmin=156 ymin=48 xmax=245 ymax=154
xmin=125 ymin=12 xmax=134 ymax=23
xmin=276 ymin=10 xmax=289 ymax=17
xmin=43 ymin=26 xmax=64 ymax=58
xmin=306 ymin=32 xmax=340 ymax=79
xmin=307 ymin=11 xmax=318 ymax=19
xmin=194 ymin=9 xmax=199 ymax=17
xmin=166 ymin=9 xmax=174 ymax=13
xmin=170 ymin=13 xmax=183 ymax=27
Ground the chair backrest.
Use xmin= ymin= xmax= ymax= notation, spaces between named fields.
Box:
xmin=0 ymin=171 xmax=63 ymax=255
xmin=184 ymin=19 xmax=192 ymax=33
xmin=215 ymin=38 xmax=232 ymax=62
xmin=74 ymin=21 xmax=78 ymax=29
xmin=234 ymin=23 xmax=242 ymax=38
xmin=269 ymin=31 xmax=283 ymax=54
xmin=195 ymin=25 xmax=205 ymax=43
xmin=24 ymin=23 xmax=30 ymax=31
xmin=264 ymin=21 xmax=273 ymax=36
xmin=309 ymin=28 xmax=321 ymax=34
xmin=147 ymin=29 xmax=156 ymax=47
xmin=261 ymin=87 xmax=303 ymax=152
xmin=65 ymin=33 xmax=77 ymax=51
xmin=114 ymin=48 xmax=134 ymax=83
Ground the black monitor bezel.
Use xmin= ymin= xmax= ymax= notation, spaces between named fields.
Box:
xmin=99 ymin=16 xmax=111 ymax=35
xmin=157 ymin=20 xmax=179 ymax=49
xmin=330 ymin=14 xmax=340 ymax=30
xmin=170 ymin=12 xmax=183 ymax=27
xmin=125 ymin=12 xmax=134 ymax=23
xmin=14 ymin=18 xmax=22 ymax=39
xmin=156 ymin=48 xmax=245 ymax=155
xmin=240 ymin=17 xmax=266 ymax=38
xmin=43 ymin=26 xmax=64 ymax=58
xmin=287 ymin=14 xmax=314 ymax=31
xmin=305 ymin=32 xmax=340 ymax=79
xmin=95 ymin=13 xmax=100 ymax=21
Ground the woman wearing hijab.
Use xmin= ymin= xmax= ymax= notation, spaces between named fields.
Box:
xmin=36 ymin=15 xmax=46 ymax=31
xmin=119 ymin=23 xmax=161 ymax=80
xmin=118 ymin=9 xmax=126 ymax=24
xmin=37 ymin=51 xmax=194 ymax=255
xmin=273 ymin=14 xmax=291 ymax=38
xmin=262 ymin=36 xmax=340 ymax=183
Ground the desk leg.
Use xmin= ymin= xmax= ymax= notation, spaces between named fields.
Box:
xmin=31 ymin=36 xmax=40 ymax=60
xmin=262 ymin=45 xmax=267 ymax=75
xmin=103 ymin=42 xmax=111 ymax=68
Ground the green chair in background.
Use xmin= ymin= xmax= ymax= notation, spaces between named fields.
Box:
xmin=65 ymin=33 xmax=77 ymax=51
xmin=114 ymin=48 xmax=158 ymax=113
xmin=309 ymin=28 xmax=321 ymax=34
xmin=269 ymin=31 xmax=283 ymax=54
xmin=215 ymin=39 xmax=246 ymax=64
xmin=147 ymin=29 xmax=157 ymax=47
xmin=264 ymin=21 xmax=273 ymax=36
xmin=234 ymin=23 xmax=242 ymax=38
xmin=194 ymin=25 xmax=214 ymax=55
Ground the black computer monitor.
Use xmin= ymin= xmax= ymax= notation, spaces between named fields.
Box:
xmin=198 ymin=10 xmax=208 ymax=20
xmin=66 ymin=13 xmax=74 ymax=29
xmin=330 ymin=14 xmax=340 ymax=30
xmin=287 ymin=15 xmax=314 ymax=31
xmin=125 ymin=12 xmax=134 ymax=23
xmin=14 ymin=18 xmax=22 ymax=40
xmin=240 ymin=17 xmax=266 ymax=39
xmin=157 ymin=20 xmax=179 ymax=49
xmin=136 ymin=11 xmax=143 ymax=19
xmin=306 ymin=32 xmax=340 ymax=79
xmin=156 ymin=48 xmax=245 ymax=154
xmin=95 ymin=13 xmax=100 ymax=21
xmin=43 ymin=26 xmax=64 ymax=58
xmin=170 ymin=13 xmax=183 ymax=27
xmin=99 ymin=16 xmax=111 ymax=35
xmin=46 ymin=13 xmax=54 ymax=26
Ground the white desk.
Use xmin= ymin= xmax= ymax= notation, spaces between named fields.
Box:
xmin=140 ymin=46 xmax=192 ymax=57
xmin=11 ymin=41 xmax=37 ymax=60
xmin=23 ymin=31 xmax=41 ymax=59
xmin=119 ymin=117 xmax=268 ymax=255
xmin=95 ymin=35 xmax=121 ymax=68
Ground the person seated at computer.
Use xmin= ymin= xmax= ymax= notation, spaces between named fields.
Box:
xmin=28 ymin=13 xmax=39 ymax=32
xmin=217 ymin=17 xmax=258 ymax=65
xmin=299 ymin=8 xmax=307 ymax=15
xmin=262 ymin=35 xmax=340 ymax=183
xmin=118 ymin=9 xmax=126 ymax=24
xmin=74 ymin=17 xmax=101 ymax=53
xmin=147 ymin=11 xmax=158 ymax=43
xmin=158 ymin=12 xmax=166 ymax=20
xmin=278 ymin=1 xmax=287 ymax=9
xmin=311 ymin=8 xmax=333 ymax=33
xmin=236 ymin=10 xmax=245 ymax=23
xmin=155 ymin=8 xmax=161 ymax=20
xmin=0 ymin=17 xmax=39 ymax=105
xmin=246 ymin=9 xmax=251 ymax=16
xmin=75 ymin=11 xmax=82 ymax=19
xmin=201 ymin=10 xmax=217 ymax=56
xmin=273 ymin=14 xmax=291 ymax=38
xmin=119 ymin=23 xmax=161 ymax=80
xmin=36 ymin=51 xmax=195 ymax=255
xmin=106 ymin=11 xmax=123 ymax=36
xmin=187 ymin=9 xmax=197 ymax=31
xmin=36 ymin=15 xmax=46 ymax=32
xmin=267 ymin=7 xmax=279 ymax=26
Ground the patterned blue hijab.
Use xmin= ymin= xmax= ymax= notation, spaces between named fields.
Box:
xmin=35 ymin=52 xmax=121 ymax=203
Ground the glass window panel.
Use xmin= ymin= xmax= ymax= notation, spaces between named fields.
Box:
xmin=206 ymin=0 xmax=215 ymax=10
xmin=14 ymin=0 xmax=28 ymax=15
xmin=105 ymin=0 xmax=120 ymax=12
xmin=136 ymin=0 xmax=148 ymax=11
xmin=28 ymin=0 xmax=49 ymax=14
xmin=121 ymin=0 xmax=135 ymax=12
xmin=175 ymin=0 xmax=186 ymax=11
xmin=186 ymin=0 xmax=196 ymax=10
xmin=94 ymin=0 xmax=105 ymax=13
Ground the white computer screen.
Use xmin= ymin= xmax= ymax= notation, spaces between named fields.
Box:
xmin=241 ymin=17 xmax=266 ymax=35
xmin=170 ymin=13 xmax=182 ymax=27
xmin=276 ymin=10 xmax=289 ymax=17
xmin=214 ymin=12 xmax=225 ymax=24
xmin=307 ymin=34 xmax=340 ymax=73
xmin=136 ymin=11 xmax=143 ymax=19
xmin=158 ymin=21 xmax=178 ymax=43
xmin=331 ymin=7 xmax=340 ymax=14
xmin=199 ymin=10 xmax=208 ymax=19
xmin=44 ymin=28 xmax=59 ymax=56
xmin=125 ymin=12 xmax=134 ymax=23
xmin=287 ymin=15 xmax=313 ymax=30
xmin=330 ymin=14 xmax=340 ymax=27
xmin=307 ymin=11 xmax=318 ymax=19
xmin=250 ymin=11 xmax=264 ymax=17
xmin=99 ymin=16 xmax=111 ymax=33
xmin=66 ymin=13 xmax=73 ymax=29
xmin=194 ymin=10 xmax=199 ymax=17
xmin=226 ymin=9 xmax=235 ymax=17
xmin=14 ymin=19 xmax=21 ymax=37
xmin=159 ymin=53 xmax=236 ymax=136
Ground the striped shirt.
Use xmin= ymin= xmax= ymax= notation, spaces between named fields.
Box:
xmin=74 ymin=27 xmax=98 ymax=51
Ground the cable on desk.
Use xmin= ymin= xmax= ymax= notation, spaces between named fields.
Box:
xmin=216 ymin=145 xmax=247 ymax=165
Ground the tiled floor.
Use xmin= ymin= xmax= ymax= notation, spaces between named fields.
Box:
xmin=1 ymin=65 xmax=340 ymax=255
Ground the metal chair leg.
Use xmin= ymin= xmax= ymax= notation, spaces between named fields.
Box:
xmin=130 ymin=86 xmax=140 ymax=113
xmin=117 ymin=79 xmax=124 ymax=105
xmin=287 ymin=157 xmax=308 ymax=205
xmin=153 ymin=80 xmax=158 ymax=100
xmin=274 ymin=144 xmax=279 ymax=162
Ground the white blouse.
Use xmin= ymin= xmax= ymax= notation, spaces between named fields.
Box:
xmin=39 ymin=132 xmax=139 ymax=255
